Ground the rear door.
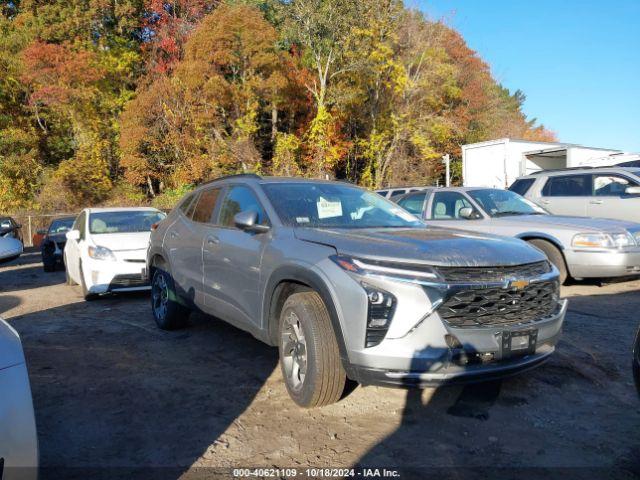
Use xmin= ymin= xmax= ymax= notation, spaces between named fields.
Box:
xmin=587 ymin=173 xmax=640 ymax=221
xmin=537 ymin=174 xmax=591 ymax=216
xmin=203 ymin=185 xmax=270 ymax=329
xmin=164 ymin=189 xmax=218 ymax=309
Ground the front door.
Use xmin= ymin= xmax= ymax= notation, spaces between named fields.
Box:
xmin=203 ymin=185 xmax=270 ymax=329
xmin=65 ymin=211 xmax=85 ymax=283
xmin=587 ymin=173 xmax=640 ymax=222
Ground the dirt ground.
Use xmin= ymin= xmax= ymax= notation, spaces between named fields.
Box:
xmin=1 ymin=249 xmax=639 ymax=480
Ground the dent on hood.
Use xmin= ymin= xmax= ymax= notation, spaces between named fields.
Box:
xmin=294 ymin=227 xmax=546 ymax=267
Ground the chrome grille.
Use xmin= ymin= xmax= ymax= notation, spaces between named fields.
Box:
xmin=439 ymin=280 xmax=559 ymax=328
xmin=437 ymin=261 xmax=551 ymax=283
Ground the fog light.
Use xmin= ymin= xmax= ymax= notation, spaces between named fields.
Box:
xmin=362 ymin=284 xmax=396 ymax=348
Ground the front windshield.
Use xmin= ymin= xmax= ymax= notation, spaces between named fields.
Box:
xmin=262 ymin=183 xmax=423 ymax=229
xmin=468 ymin=189 xmax=547 ymax=217
xmin=49 ymin=218 xmax=74 ymax=234
xmin=89 ymin=211 xmax=166 ymax=234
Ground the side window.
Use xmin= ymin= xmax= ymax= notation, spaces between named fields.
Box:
xmin=593 ymin=175 xmax=636 ymax=196
xmin=509 ymin=178 xmax=535 ymax=196
xmin=179 ymin=193 xmax=196 ymax=214
xmin=219 ymin=186 xmax=269 ymax=228
xmin=541 ymin=175 xmax=591 ymax=197
xmin=430 ymin=192 xmax=475 ymax=220
xmin=390 ymin=189 xmax=406 ymax=199
xmin=397 ymin=192 xmax=427 ymax=215
xmin=71 ymin=212 xmax=87 ymax=240
xmin=191 ymin=188 xmax=222 ymax=223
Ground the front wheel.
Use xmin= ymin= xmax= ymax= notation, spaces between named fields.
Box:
xmin=151 ymin=267 xmax=190 ymax=330
xmin=527 ymin=239 xmax=568 ymax=284
xmin=279 ymin=291 xmax=346 ymax=408
xmin=79 ymin=263 xmax=98 ymax=301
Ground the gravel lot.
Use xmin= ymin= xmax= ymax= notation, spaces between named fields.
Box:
xmin=1 ymin=250 xmax=639 ymax=479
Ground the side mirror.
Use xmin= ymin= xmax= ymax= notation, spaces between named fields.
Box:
xmin=458 ymin=207 xmax=480 ymax=220
xmin=36 ymin=229 xmax=47 ymax=235
xmin=66 ymin=230 xmax=80 ymax=241
xmin=234 ymin=211 xmax=270 ymax=234
xmin=625 ymin=186 xmax=640 ymax=196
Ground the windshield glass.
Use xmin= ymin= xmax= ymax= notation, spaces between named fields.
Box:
xmin=262 ymin=183 xmax=423 ymax=229
xmin=89 ymin=211 xmax=165 ymax=234
xmin=48 ymin=218 xmax=74 ymax=234
xmin=468 ymin=189 xmax=547 ymax=217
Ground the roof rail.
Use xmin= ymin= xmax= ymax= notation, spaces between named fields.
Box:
xmin=200 ymin=173 xmax=261 ymax=186
xmin=528 ymin=166 xmax=596 ymax=175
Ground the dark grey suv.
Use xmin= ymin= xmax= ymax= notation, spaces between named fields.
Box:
xmin=147 ymin=175 xmax=567 ymax=407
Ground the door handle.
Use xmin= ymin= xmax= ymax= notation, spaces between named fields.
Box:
xmin=590 ymin=200 xmax=603 ymax=205
xmin=207 ymin=236 xmax=219 ymax=246
xmin=170 ymin=231 xmax=180 ymax=238
xmin=540 ymin=200 xmax=550 ymax=205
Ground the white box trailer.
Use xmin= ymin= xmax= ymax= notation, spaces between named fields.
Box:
xmin=462 ymin=138 xmax=626 ymax=188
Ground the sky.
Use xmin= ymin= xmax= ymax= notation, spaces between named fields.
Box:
xmin=414 ymin=0 xmax=640 ymax=152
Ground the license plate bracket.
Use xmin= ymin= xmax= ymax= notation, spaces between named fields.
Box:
xmin=502 ymin=329 xmax=538 ymax=358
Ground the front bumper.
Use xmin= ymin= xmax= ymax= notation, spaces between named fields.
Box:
xmin=83 ymin=257 xmax=149 ymax=294
xmin=346 ymin=299 xmax=567 ymax=387
xmin=565 ymin=248 xmax=640 ymax=278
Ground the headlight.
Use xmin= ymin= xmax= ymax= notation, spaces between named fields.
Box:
xmin=88 ymin=245 xmax=117 ymax=261
xmin=330 ymin=255 xmax=443 ymax=282
xmin=572 ymin=232 xmax=636 ymax=249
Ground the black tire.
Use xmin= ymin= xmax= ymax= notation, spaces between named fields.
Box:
xmin=150 ymin=267 xmax=190 ymax=330
xmin=79 ymin=262 xmax=98 ymax=301
xmin=278 ymin=291 xmax=346 ymax=408
xmin=527 ymin=239 xmax=568 ymax=284
xmin=43 ymin=260 xmax=56 ymax=272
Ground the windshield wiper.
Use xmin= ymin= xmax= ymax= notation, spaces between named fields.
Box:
xmin=493 ymin=211 xmax=530 ymax=217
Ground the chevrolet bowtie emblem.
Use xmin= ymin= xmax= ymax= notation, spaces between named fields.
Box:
xmin=510 ymin=279 xmax=530 ymax=290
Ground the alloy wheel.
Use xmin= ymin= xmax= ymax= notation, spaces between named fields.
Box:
xmin=152 ymin=272 xmax=169 ymax=321
xmin=281 ymin=310 xmax=307 ymax=392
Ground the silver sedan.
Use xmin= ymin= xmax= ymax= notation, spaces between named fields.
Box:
xmin=0 ymin=317 xmax=38 ymax=479
xmin=395 ymin=187 xmax=640 ymax=283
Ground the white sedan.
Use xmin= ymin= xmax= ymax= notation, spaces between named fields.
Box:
xmin=64 ymin=207 xmax=166 ymax=300
xmin=0 ymin=317 xmax=38 ymax=479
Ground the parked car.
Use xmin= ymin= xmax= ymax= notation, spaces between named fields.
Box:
xmin=0 ymin=216 xmax=23 ymax=244
xmin=0 ymin=236 xmax=23 ymax=264
xmin=395 ymin=187 xmax=640 ymax=284
xmin=64 ymin=207 xmax=166 ymax=300
xmin=509 ymin=166 xmax=640 ymax=222
xmin=0 ymin=317 xmax=38 ymax=479
xmin=376 ymin=186 xmax=429 ymax=200
xmin=39 ymin=216 xmax=75 ymax=272
xmin=634 ymin=325 xmax=640 ymax=396
xmin=147 ymin=174 xmax=567 ymax=407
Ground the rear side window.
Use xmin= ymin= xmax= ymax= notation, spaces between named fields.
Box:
xmin=541 ymin=175 xmax=592 ymax=197
xmin=390 ymin=189 xmax=406 ymax=197
xmin=191 ymin=188 xmax=221 ymax=223
xmin=179 ymin=193 xmax=196 ymax=214
xmin=219 ymin=185 xmax=269 ymax=227
xmin=397 ymin=192 xmax=426 ymax=215
xmin=509 ymin=178 xmax=535 ymax=196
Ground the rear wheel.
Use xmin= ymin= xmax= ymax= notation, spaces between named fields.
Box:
xmin=279 ymin=291 xmax=346 ymax=408
xmin=527 ymin=239 xmax=568 ymax=284
xmin=151 ymin=267 xmax=190 ymax=330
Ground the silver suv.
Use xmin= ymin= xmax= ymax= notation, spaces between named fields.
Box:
xmin=147 ymin=175 xmax=567 ymax=407
xmin=510 ymin=166 xmax=640 ymax=222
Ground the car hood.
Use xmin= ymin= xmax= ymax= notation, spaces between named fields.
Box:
xmin=91 ymin=232 xmax=151 ymax=251
xmin=497 ymin=214 xmax=640 ymax=232
xmin=0 ymin=318 xmax=26 ymax=370
xmin=294 ymin=227 xmax=546 ymax=267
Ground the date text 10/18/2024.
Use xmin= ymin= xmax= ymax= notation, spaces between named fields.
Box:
xmin=233 ymin=468 xmax=401 ymax=478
